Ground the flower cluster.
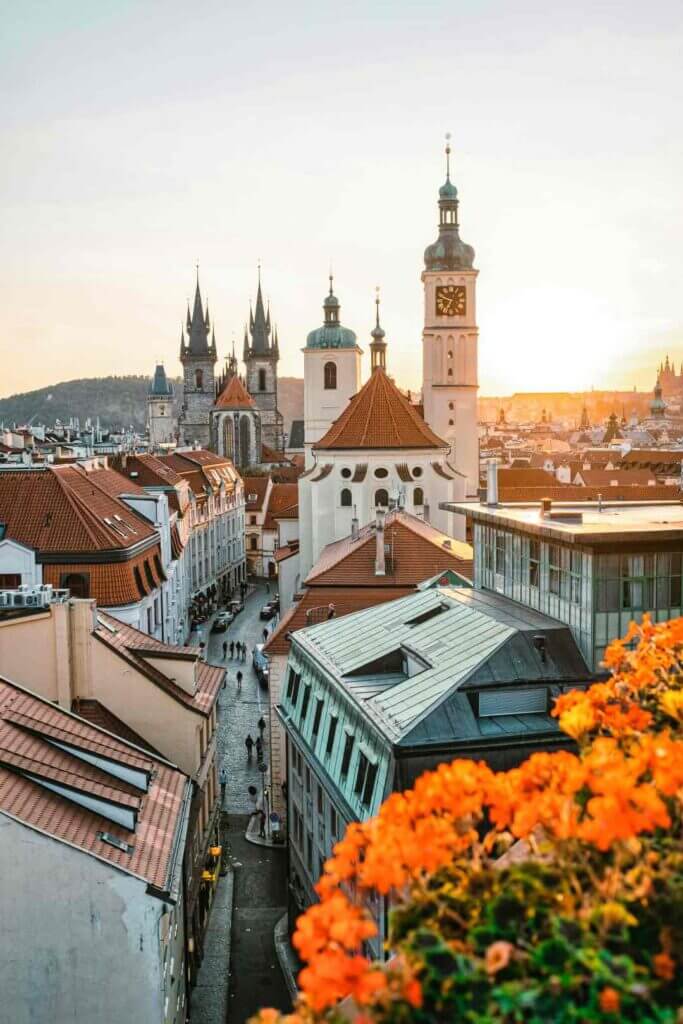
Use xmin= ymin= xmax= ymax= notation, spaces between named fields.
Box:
xmin=252 ymin=617 xmax=683 ymax=1023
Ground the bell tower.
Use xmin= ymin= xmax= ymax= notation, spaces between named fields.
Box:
xmin=421 ymin=139 xmax=479 ymax=496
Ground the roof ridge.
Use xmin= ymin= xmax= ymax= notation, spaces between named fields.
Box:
xmin=50 ymin=467 xmax=106 ymax=549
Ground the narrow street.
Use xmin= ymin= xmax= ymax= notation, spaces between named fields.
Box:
xmin=198 ymin=582 xmax=291 ymax=1024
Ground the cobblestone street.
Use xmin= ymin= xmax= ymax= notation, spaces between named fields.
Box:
xmin=193 ymin=582 xmax=291 ymax=1023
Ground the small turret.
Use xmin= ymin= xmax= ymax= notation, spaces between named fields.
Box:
xmin=370 ymin=288 xmax=387 ymax=372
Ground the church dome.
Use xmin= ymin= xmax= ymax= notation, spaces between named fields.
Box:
xmin=306 ymin=275 xmax=358 ymax=349
xmin=424 ymin=233 xmax=475 ymax=272
xmin=439 ymin=178 xmax=458 ymax=199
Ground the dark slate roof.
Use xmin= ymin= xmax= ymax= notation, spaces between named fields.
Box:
xmin=288 ymin=419 xmax=305 ymax=449
xmin=149 ymin=364 xmax=174 ymax=397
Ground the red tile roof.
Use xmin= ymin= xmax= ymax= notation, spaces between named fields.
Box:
xmin=305 ymin=510 xmax=473 ymax=586
xmin=314 ymin=368 xmax=447 ymax=451
xmin=214 ymin=375 xmax=255 ymax=409
xmin=261 ymin=443 xmax=291 ymax=465
xmin=496 ymin=468 xmax=558 ymax=487
xmin=263 ymin=483 xmax=299 ymax=530
xmin=0 ymin=677 xmax=189 ymax=893
xmin=0 ymin=465 xmax=157 ymax=553
xmin=577 ymin=469 xmax=656 ymax=487
xmin=274 ymin=542 xmax=299 ymax=563
xmin=242 ymin=476 xmax=270 ymax=511
xmin=111 ymin=454 xmax=192 ymax=514
xmin=42 ymin=548 xmax=164 ymax=607
xmin=496 ymin=485 xmax=681 ymax=503
xmin=95 ymin=612 xmax=223 ymax=716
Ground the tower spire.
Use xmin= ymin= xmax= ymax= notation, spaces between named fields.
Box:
xmin=370 ymin=286 xmax=387 ymax=372
xmin=445 ymin=131 xmax=451 ymax=181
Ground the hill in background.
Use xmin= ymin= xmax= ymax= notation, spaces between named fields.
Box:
xmin=0 ymin=375 xmax=305 ymax=436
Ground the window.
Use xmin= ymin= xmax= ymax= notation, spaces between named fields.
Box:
xmin=528 ymin=540 xmax=540 ymax=589
xmin=414 ymin=487 xmax=424 ymax=506
xmin=250 ymin=535 xmax=257 ymax=551
xmin=300 ymin=684 xmax=311 ymax=723
xmin=0 ymin=573 xmax=21 ymax=589
xmin=354 ymin=753 xmax=378 ymax=807
xmin=340 ymin=733 xmax=354 ymax=778
xmin=61 ymin=572 xmax=90 ymax=599
xmin=306 ymin=832 xmax=313 ymax=870
xmin=291 ymin=673 xmax=301 ymax=707
xmin=317 ymin=783 xmax=323 ymax=815
xmin=305 ymin=766 xmax=311 ymax=794
xmin=374 ymin=467 xmax=388 ymax=479
xmin=195 ymin=368 xmax=203 ymax=389
xmin=312 ymin=698 xmax=324 ymax=741
xmin=250 ymin=515 xmax=257 ymax=525
xmin=323 ymin=362 xmax=337 ymax=390
xmin=341 ymin=467 xmax=352 ymax=479
xmin=340 ymin=488 xmax=352 ymax=507
xmin=147 ymin=607 xmax=154 ymax=633
xmin=570 ymin=550 xmax=582 ymax=605
xmin=412 ymin=467 xmax=423 ymax=478
xmin=330 ymin=805 xmax=338 ymax=837
xmin=495 ymin=532 xmax=506 ymax=577
xmin=286 ymin=668 xmax=296 ymax=700
xmin=144 ymin=560 xmax=156 ymax=590
xmin=258 ymin=368 xmax=266 ymax=391
xmin=325 ymin=715 xmax=338 ymax=756
xmin=374 ymin=488 xmax=389 ymax=508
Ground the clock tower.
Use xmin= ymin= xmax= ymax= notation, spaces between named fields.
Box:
xmin=421 ymin=141 xmax=479 ymax=497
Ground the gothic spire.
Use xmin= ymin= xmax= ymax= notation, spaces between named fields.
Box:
xmin=186 ymin=274 xmax=211 ymax=356
xmin=247 ymin=268 xmax=275 ymax=357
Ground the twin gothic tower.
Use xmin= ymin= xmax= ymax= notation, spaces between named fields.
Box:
xmin=176 ymin=273 xmax=283 ymax=453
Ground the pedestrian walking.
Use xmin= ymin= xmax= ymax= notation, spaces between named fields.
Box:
xmin=222 ymin=640 xmax=228 ymax=660
xmin=236 ymin=670 xmax=243 ymax=693
xmin=230 ymin=640 xmax=235 ymax=659
xmin=327 ymin=602 xmax=336 ymax=620
xmin=255 ymin=735 xmax=263 ymax=760
xmin=241 ymin=642 xmax=246 ymax=662
xmin=245 ymin=734 xmax=254 ymax=760
xmin=257 ymin=715 xmax=266 ymax=737
xmin=219 ymin=765 xmax=228 ymax=805
xmin=262 ymin=627 xmax=269 ymax=643
xmin=265 ymin=581 xmax=270 ymax=595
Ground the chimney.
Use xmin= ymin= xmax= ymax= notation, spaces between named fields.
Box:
xmin=375 ymin=510 xmax=386 ymax=576
xmin=351 ymin=506 xmax=359 ymax=541
xmin=423 ymin=501 xmax=430 ymax=523
xmin=486 ymin=459 xmax=499 ymax=507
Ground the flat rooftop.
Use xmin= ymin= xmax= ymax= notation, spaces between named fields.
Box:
xmin=443 ymin=499 xmax=683 ymax=545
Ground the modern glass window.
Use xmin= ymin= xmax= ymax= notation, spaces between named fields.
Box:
xmin=300 ymin=684 xmax=311 ymax=723
xmin=286 ymin=668 xmax=296 ymax=700
xmin=330 ymin=805 xmax=338 ymax=837
xmin=354 ymin=753 xmax=378 ymax=808
xmin=323 ymin=362 xmax=337 ymax=390
xmin=529 ymin=539 xmax=540 ymax=588
xmin=325 ymin=716 xmax=338 ymax=756
xmin=291 ymin=672 xmax=301 ymax=707
xmin=340 ymin=733 xmax=354 ymax=778
xmin=548 ymin=544 xmax=562 ymax=596
xmin=312 ymin=698 xmax=324 ymax=741
xmin=317 ymin=784 xmax=324 ymax=815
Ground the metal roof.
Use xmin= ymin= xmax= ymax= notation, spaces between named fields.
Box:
xmin=294 ymin=586 xmax=590 ymax=744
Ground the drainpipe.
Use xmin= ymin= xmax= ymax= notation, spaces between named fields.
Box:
xmin=375 ymin=509 xmax=386 ymax=576
xmin=486 ymin=459 xmax=499 ymax=507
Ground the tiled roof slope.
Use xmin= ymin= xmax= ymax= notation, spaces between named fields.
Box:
xmin=496 ymin=468 xmax=557 ymax=487
xmin=242 ymin=476 xmax=269 ymax=510
xmin=578 ymin=469 xmax=656 ymax=486
xmin=0 ymin=677 xmax=189 ymax=893
xmin=497 ymin=485 xmax=680 ymax=503
xmin=261 ymin=443 xmax=291 ymax=465
xmin=0 ymin=466 xmax=157 ymax=553
xmin=263 ymin=483 xmax=299 ymax=530
xmin=314 ymin=368 xmax=447 ymax=450
xmin=306 ymin=510 xmax=473 ymax=586
xmin=95 ymin=612 xmax=223 ymax=716
xmin=112 ymin=454 xmax=192 ymax=514
xmin=42 ymin=549 xmax=163 ymax=607
xmin=214 ymin=375 xmax=255 ymax=409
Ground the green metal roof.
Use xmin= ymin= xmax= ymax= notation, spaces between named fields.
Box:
xmin=295 ymin=586 xmax=590 ymax=745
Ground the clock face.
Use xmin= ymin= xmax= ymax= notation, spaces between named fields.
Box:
xmin=435 ymin=285 xmax=466 ymax=317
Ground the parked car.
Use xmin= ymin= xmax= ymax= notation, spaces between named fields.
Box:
xmin=259 ymin=602 xmax=275 ymax=621
xmin=211 ymin=611 xmax=233 ymax=633
xmin=252 ymin=643 xmax=269 ymax=688
xmin=228 ymin=599 xmax=243 ymax=616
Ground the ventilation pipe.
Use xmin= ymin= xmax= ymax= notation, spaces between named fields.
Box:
xmin=375 ymin=509 xmax=386 ymax=576
xmin=486 ymin=459 xmax=499 ymax=507
xmin=351 ymin=506 xmax=359 ymax=541
xmin=423 ymin=501 xmax=430 ymax=523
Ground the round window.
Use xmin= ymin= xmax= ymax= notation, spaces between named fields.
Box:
xmin=412 ymin=467 xmax=423 ymax=478
xmin=341 ymin=467 xmax=352 ymax=479
xmin=374 ymin=467 xmax=388 ymax=479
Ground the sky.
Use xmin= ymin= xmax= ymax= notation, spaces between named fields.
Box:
xmin=1 ymin=0 xmax=682 ymax=400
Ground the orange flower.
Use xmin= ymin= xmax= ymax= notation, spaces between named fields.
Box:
xmin=653 ymin=952 xmax=676 ymax=981
xmin=485 ymin=941 xmax=514 ymax=975
xmin=558 ymin=701 xmax=596 ymax=741
xmin=599 ymin=987 xmax=621 ymax=1014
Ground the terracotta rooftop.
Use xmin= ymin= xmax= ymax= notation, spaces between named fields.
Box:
xmin=496 ymin=468 xmax=557 ymax=487
xmin=95 ymin=612 xmax=224 ymax=716
xmin=42 ymin=547 xmax=165 ymax=607
xmin=577 ymin=469 xmax=657 ymax=487
xmin=242 ymin=476 xmax=270 ymax=511
xmin=263 ymin=483 xmax=299 ymax=530
xmin=0 ymin=465 xmax=158 ymax=554
xmin=496 ymin=485 xmax=681 ymax=503
xmin=305 ymin=509 xmax=473 ymax=586
xmin=214 ymin=374 xmax=255 ymax=409
xmin=159 ymin=450 xmax=239 ymax=496
xmin=112 ymin=454 xmax=192 ymax=514
xmin=261 ymin=443 xmax=292 ymax=465
xmin=0 ymin=677 xmax=189 ymax=895
xmin=274 ymin=542 xmax=299 ymax=563
xmin=314 ymin=368 xmax=447 ymax=451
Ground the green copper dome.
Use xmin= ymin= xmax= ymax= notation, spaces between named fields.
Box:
xmin=439 ymin=177 xmax=458 ymax=199
xmin=306 ymin=276 xmax=358 ymax=349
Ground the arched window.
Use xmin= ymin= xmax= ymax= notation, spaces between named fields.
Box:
xmin=61 ymin=572 xmax=90 ymax=598
xmin=239 ymin=416 xmax=251 ymax=468
xmin=324 ymin=362 xmax=337 ymax=390
xmin=195 ymin=368 xmax=203 ymax=389
xmin=223 ymin=417 xmax=234 ymax=461
xmin=159 ymin=405 xmax=165 ymax=416
xmin=258 ymin=368 xmax=266 ymax=391
xmin=414 ymin=487 xmax=424 ymax=507
xmin=340 ymin=488 xmax=352 ymax=507
xmin=374 ymin=488 xmax=389 ymax=508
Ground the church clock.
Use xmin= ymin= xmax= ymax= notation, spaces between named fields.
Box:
xmin=435 ymin=285 xmax=466 ymax=317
